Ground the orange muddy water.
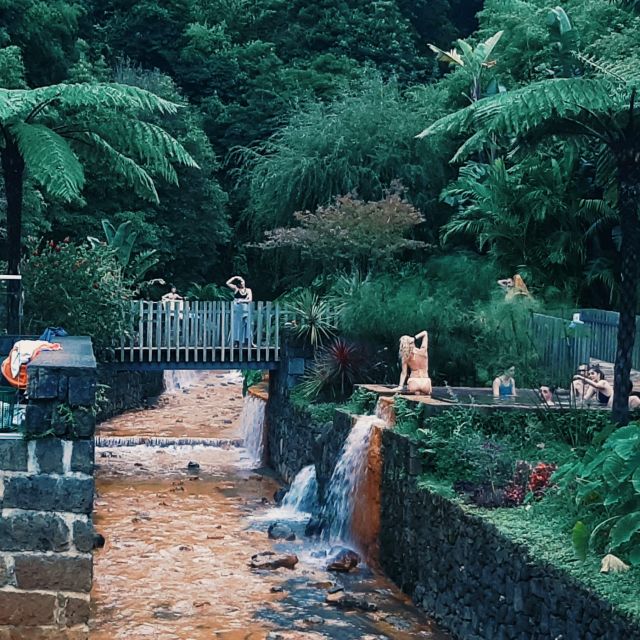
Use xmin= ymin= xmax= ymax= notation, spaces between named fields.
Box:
xmin=90 ymin=371 xmax=449 ymax=640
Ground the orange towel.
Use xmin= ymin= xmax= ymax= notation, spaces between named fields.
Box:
xmin=1 ymin=341 xmax=62 ymax=390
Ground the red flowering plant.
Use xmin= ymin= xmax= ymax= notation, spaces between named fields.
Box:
xmin=528 ymin=462 xmax=557 ymax=499
xmin=22 ymin=239 xmax=132 ymax=355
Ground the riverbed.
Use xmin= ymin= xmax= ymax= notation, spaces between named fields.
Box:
xmin=90 ymin=371 xmax=449 ymax=639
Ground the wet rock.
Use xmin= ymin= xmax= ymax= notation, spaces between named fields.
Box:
xmin=326 ymin=591 xmax=378 ymax=612
xmin=273 ymin=488 xmax=288 ymax=505
xmin=249 ymin=551 xmax=299 ymax=570
xmin=152 ymin=605 xmax=182 ymax=620
xmin=270 ymin=586 xmax=284 ymax=593
xmin=327 ymin=547 xmax=360 ymax=573
xmin=304 ymin=615 xmax=324 ymax=625
xmin=304 ymin=516 xmax=325 ymax=537
xmin=385 ymin=615 xmax=413 ymax=631
xmin=266 ymin=633 xmax=285 ymax=640
xmin=187 ymin=461 xmax=200 ymax=471
xmin=327 ymin=584 xmax=344 ymax=594
xmin=267 ymin=522 xmax=296 ymax=541
xmin=307 ymin=580 xmax=334 ymax=589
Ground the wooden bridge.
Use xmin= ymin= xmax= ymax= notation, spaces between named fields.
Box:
xmin=114 ymin=301 xmax=296 ymax=370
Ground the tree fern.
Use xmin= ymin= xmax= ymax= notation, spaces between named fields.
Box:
xmin=10 ymin=122 xmax=85 ymax=201
xmin=75 ymin=133 xmax=160 ymax=203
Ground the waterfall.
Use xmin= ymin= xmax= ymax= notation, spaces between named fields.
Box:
xmin=322 ymin=415 xmax=381 ymax=545
xmin=163 ymin=370 xmax=199 ymax=393
xmin=281 ymin=465 xmax=318 ymax=514
xmin=240 ymin=394 xmax=267 ymax=466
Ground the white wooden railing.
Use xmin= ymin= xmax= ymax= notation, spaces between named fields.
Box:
xmin=116 ymin=300 xmax=294 ymax=363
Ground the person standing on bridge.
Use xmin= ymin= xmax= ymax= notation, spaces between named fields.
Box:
xmin=226 ymin=276 xmax=253 ymax=347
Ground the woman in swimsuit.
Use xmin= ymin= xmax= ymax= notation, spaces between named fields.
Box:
xmin=574 ymin=365 xmax=640 ymax=409
xmin=492 ymin=366 xmax=517 ymax=397
xmin=393 ymin=330 xmax=432 ymax=395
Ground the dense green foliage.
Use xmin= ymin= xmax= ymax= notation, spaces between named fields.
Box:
xmin=22 ymin=240 xmax=131 ymax=352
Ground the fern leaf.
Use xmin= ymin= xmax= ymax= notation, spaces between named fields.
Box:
xmin=30 ymin=83 xmax=181 ymax=117
xmin=9 ymin=122 xmax=84 ymax=201
xmin=73 ymin=132 xmax=159 ymax=203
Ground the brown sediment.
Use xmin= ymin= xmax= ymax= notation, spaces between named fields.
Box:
xmin=248 ymin=382 xmax=269 ymax=402
xmin=350 ymin=424 xmax=386 ymax=564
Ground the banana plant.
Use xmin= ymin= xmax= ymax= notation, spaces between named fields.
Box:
xmin=428 ymin=31 xmax=504 ymax=102
xmin=88 ymin=219 xmax=159 ymax=286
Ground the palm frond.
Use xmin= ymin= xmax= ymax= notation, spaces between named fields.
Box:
xmin=9 ymin=122 xmax=84 ymax=201
xmin=30 ymin=83 xmax=180 ymax=118
xmin=73 ymin=132 xmax=159 ymax=203
xmin=89 ymin=120 xmax=199 ymax=178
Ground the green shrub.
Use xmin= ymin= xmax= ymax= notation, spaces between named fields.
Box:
xmin=555 ymin=423 xmax=640 ymax=564
xmin=22 ymin=240 xmax=131 ymax=355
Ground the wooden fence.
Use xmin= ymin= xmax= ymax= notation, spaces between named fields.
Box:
xmin=116 ymin=300 xmax=296 ymax=364
xmin=531 ymin=308 xmax=640 ymax=379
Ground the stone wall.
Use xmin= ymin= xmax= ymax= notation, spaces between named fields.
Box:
xmin=265 ymin=332 xmax=319 ymax=483
xmin=314 ymin=409 xmax=352 ymax=502
xmin=96 ymin=365 xmax=164 ymax=422
xmin=0 ymin=336 xmax=97 ymax=638
xmin=379 ymin=428 xmax=640 ymax=640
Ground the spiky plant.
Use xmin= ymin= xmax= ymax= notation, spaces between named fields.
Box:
xmin=283 ymin=289 xmax=336 ymax=349
xmin=418 ymin=68 xmax=640 ymax=424
xmin=297 ymin=337 xmax=369 ymax=401
xmin=0 ymin=82 xmax=198 ymax=331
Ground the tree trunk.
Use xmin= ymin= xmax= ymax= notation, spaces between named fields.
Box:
xmin=612 ymin=159 xmax=640 ymax=425
xmin=0 ymin=137 xmax=24 ymax=334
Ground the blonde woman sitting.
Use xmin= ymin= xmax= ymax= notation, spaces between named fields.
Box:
xmin=393 ymin=330 xmax=432 ymax=395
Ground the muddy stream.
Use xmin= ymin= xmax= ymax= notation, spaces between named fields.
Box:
xmin=89 ymin=371 xmax=449 ymax=640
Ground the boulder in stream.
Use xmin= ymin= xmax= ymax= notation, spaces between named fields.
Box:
xmin=325 ymin=591 xmax=378 ymax=612
xmin=304 ymin=516 xmax=325 ymax=537
xmin=273 ymin=488 xmax=288 ymax=505
xmin=250 ymin=551 xmax=299 ymax=570
xmin=267 ymin=522 xmax=296 ymax=541
xmin=326 ymin=547 xmax=360 ymax=573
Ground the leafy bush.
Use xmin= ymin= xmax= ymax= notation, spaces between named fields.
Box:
xmin=555 ymin=424 xmax=640 ymax=564
xmin=345 ymin=386 xmax=379 ymax=415
xmin=241 ymin=369 xmax=264 ymax=396
xmin=22 ymin=240 xmax=131 ymax=355
xmin=186 ymin=282 xmax=233 ymax=301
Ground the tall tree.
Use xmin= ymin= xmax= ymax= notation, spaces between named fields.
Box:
xmin=419 ymin=74 xmax=640 ymax=424
xmin=0 ymin=82 xmax=198 ymax=331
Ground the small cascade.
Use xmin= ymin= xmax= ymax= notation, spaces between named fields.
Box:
xmin=163 ymin=370 xmax=199 ymax=393
xmin=240 ymin=394 xmax=267 ymax=466
xmin=281 ymin=465 xmax=318 ymax=514
xmin=95 ymin=436 xmax=243 ymax=448
xmin=374 ymin=396 xmax=395 ymax=426
xmin=322 ymin=415 xmax=381 ymax=546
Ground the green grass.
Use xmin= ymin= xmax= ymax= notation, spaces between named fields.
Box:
xmin=420 ymin=478 xmax=640 ymax=622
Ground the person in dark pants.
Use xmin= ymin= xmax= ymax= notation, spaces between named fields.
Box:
xmin=226 ymin=276 xmax=253 ymax=347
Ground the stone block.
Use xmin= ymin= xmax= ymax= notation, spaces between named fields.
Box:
xmin=62 ymin=595 xmax=91 ymax=626
xmin=58 ymin=374 xmax=69 ymax=401
xmin=35 ymin=438 xmax=63 ymax=474
xmin=28 ymin=368 xmax=61 ymax=399
xmin=71 ymin=408 xmax=95 ymax=438
xmin=70 ymin=440 xmax=94 ymax=474
xmin=0 ymin=591 xmax=57 ymax=625
xmin=72 ymin=519 xmax=95 ymax=553
xmin=68 ymin=376 xmax=96 ymax=407
xmin=0 ymin=512 xmax=70 ymax=552
xmin=24 ymin=403 xmax=53 ymax=438
xmin=3 ymin=476 xmax=94 ymax=514
xmin=0 ymin=438 xmax=28 ymax=471
xmin=0 ymin=556 xmax=11 ymax=586
xmin=287 ymin=358 xmax=305 ymax=376
xmin=14 ymin=554 xmax=92 ymax=592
